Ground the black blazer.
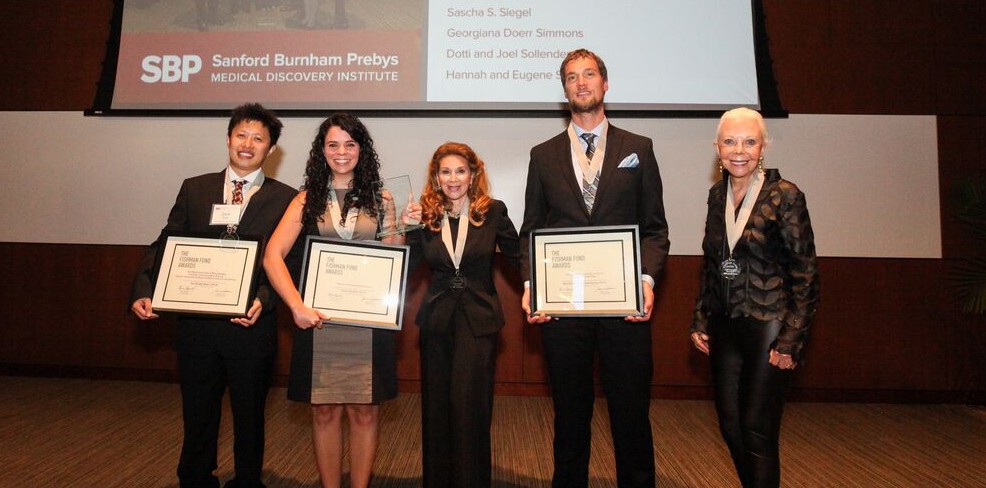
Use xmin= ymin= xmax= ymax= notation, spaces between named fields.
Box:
xmin=130 ymin=170 xmax=297 ymax=358
xmin=519 ymin=124 xmax=670 ymax=281
xmin=408 ymin=200 xmax=520 ymax=336
xmin=691 ymin=169 xmax=820 ymax=359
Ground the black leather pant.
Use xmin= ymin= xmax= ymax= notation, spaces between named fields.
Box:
xmin=709 ymin=316 xmax=791 ymax=488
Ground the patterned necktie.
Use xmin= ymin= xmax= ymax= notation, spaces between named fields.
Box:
xmin=581 ymin=132 xmax=596 ymax=160
xmin=232 ymin=180 xmax=245 ymax=205
xmin=580 ymin=133 xmax=599 ymax=212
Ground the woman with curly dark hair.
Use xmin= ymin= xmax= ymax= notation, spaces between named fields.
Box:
xmin=405 ymin=141 xmax=520 ymax=487
xmin=263 ymin=113 xmax=401 ymax=488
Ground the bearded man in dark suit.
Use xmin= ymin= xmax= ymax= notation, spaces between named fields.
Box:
xmin=520 ymin=49 xmax=670 ymax=488
xmin=131 ymin=103 xmax=297 ymax=488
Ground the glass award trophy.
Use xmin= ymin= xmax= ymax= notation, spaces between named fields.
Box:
xmin=376 ymin=175 xmax=424 ymax=238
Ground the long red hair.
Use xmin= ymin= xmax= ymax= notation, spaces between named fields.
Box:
xmin=419 ymin=142 xmax=492 ymax=231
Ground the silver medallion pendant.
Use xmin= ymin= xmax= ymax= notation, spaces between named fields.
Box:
xmin=720 ymin=257 xmax=741 ymax=280
xmin=449 ymin=274 xmax=467 ymax=290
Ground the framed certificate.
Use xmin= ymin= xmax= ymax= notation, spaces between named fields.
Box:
xmin=299 ymin=236 xmax=410 ymax=330
xmin=151 ymin=233 xmax=262 ymax=316
xmin=529 ymin=225 xmax=643 ymax=317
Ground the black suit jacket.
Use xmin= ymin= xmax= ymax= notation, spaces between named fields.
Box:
xmin=519 ymin=124 xmax=670 ymax=281
xmin=130 ymin=170 xmax=297 ymax=358
xmin=408 ymin=200 xmax=520 ymax=336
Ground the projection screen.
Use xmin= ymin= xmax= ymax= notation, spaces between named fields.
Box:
xmin=93 ymin=0 xmax=770 ymax=113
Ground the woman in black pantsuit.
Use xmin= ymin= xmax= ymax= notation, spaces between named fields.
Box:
xmin=690 ymin=108 xmax=820 ymax=488
xmin=406 ymin=142 xmax=520 ymax=487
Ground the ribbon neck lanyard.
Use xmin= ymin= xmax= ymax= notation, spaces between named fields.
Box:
xmin=441 ymin=196 xmax=470 ymax=274
xmin=327 ymin=187 xmax=360 ymax=240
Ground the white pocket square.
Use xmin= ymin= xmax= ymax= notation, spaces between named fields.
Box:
xmin=618 ymin=153 xmax=639 ymax=168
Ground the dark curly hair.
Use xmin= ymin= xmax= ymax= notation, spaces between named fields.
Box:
xmin=300 ymin=113 xmax=383 ymax=227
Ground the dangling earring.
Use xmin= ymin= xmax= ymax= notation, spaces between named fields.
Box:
xmin=757 ymin=155 xmax=765 ymax=172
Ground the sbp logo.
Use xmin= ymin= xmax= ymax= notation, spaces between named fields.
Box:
xmin=140 ymin=55 xmax=202 ymax=83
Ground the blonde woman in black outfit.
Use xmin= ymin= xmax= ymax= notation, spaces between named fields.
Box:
xmin=691 ymin=107 xmax=820 ymax=488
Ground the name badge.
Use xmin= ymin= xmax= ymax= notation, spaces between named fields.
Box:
xmin=210 ymin=204 xmax=242 ymax=225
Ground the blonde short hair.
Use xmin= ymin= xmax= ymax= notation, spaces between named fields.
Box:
xmin=716 ymin=107 xmax=769 ymax=144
